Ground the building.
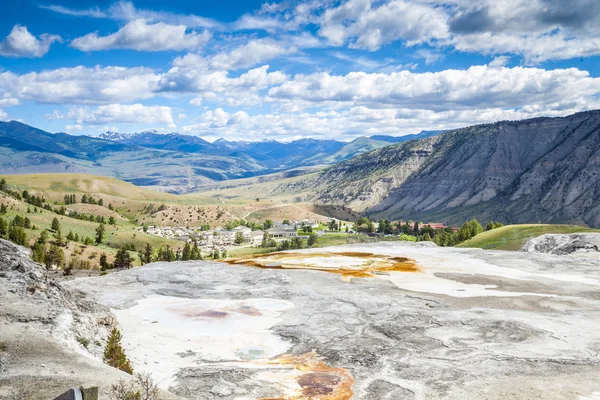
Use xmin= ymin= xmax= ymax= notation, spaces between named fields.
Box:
xmin=249 ymin=230 xmax=265 ymax=246
xmin=267 ymin=226 xmax=298 ymax=238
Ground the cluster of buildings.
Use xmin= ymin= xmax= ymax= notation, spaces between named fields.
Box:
xmin=139 ymin=220 xmax=321 ymax=249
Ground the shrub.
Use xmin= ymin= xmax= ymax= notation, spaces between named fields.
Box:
xmin=77 ymin=336 xmax=90 ymax=349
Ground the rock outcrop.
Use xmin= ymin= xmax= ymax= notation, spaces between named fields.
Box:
xmin=0 ymin=239 xmax=167 ymax=400
xmin=520 ymin=233 xmax=600 ymax=255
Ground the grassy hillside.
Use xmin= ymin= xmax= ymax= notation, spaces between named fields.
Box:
xmin=456 ymin=224 xmax=600 ymax=251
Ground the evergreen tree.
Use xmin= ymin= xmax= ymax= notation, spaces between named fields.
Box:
xmin=0 ymin=204 xmax=7 ymax=214
xmin=31 ymin=242 xmax=45 ymax=264
xmin=486 ymin=220 xmax=495 ymax=231
xmin=8 ymin=226 xmax=27 ymax=246
xmin=308 ymin=233 xmax=317 ymax=247
xmin=103 ymin=328 xmax=134 ymax=375
xmin=44 ymin=244 xmax=64 ymax=269
xmin=54 ymin=227 xmax=63 ymax=246
xmin=181 ymin=242 xmax=191 ymax=261
xmin=108 ymin=216 xmax=116 ymax=225
xmin=413 ymin=222 xmax=420 ymax=235
xmin=38 ymin=230 xmax=48 ymax=245
xmin=113 ymin=247 xmax=134 ymax=269
xmin=67 ymin=231 xmax=75 ymax=241
xmin=100 ymin=253 xmax=110 ymax=271
xmin=95 ymin=224 xmax=105 ymax=245
xmin=0 ymin=178 xmax=6 ymax=191
xmin=0 ymin=217 xmax=6 ymax=237
xmin=191 ymin=240 xmax=202 ymax=260
xmin=213 ymin=248 xmax=220 ymax=259
xmin=51 ymin=217 xmax=60 ymax=232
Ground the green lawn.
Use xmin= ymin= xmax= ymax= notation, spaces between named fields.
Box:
xmin=456 ymin=224 xmax=600 ymax=251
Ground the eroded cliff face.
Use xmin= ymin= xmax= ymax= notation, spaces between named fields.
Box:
xmin=309 ymin=110 xmax=600 ymax=226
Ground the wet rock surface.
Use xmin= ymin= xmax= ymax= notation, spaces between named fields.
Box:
xmin=521 ymin=233 xmax=600 ymax=255
xmin=66 ymin=241 xmax=600 ymax=400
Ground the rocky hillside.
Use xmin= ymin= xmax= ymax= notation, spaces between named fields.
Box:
xmin=307 ymin=110 xmax=600 ymax=227
xmin=0 ymin=239 xmax=165 ymax=399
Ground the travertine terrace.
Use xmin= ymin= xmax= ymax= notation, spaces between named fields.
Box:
xmin=62 ymin=240 xmax=600 ymax=399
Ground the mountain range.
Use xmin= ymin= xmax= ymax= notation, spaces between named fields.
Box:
xmin=279 ymin=110 xmax=600 ymax=227
xmin=0 ymin=121 xmax=442 ymax=193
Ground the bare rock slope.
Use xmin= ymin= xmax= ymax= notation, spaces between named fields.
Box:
xmin=0 ymin=239 xmax=180 ymax=400
xmin=306 ymin=110 xmax=600 ymax=227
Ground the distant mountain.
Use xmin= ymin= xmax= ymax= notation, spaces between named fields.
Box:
xmin=98 ymin=131 xmax=133 ymax=141
xmin=370 ymin=130 xmax=446 ymax=143
xmin=0 ymin=122 xmax=399 ymax=193
xmin=298 ymin=110 xmax=600 ymax=227
xmin=323 ymin=137 xmax=391 ymax=163
xmin=0 ymin=122 xmax=266 ymax=193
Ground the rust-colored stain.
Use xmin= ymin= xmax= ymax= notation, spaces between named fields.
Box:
xmin=262 ymin=352 xmax=354 ymax=400
xmin=188 ymin=310 xmax=229 ymax=318
xmin=223 ymin=251 xmax=420 ymax=279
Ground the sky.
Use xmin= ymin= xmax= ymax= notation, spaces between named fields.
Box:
xmin=0 ymin=0 xmax=599 ymax=142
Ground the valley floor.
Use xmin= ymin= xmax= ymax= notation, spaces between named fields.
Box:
xmin=58 ymin=241 xmax=600 ymax=399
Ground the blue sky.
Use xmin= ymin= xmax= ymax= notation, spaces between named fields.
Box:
xmin=0 ymin=0 xmax=599 ymax=141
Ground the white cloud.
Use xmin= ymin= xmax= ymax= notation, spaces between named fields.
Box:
xmin=71 ymin=19 xmax=211 ymax=52
xmin=65 ymin=124 xmax=83 ymax=131
xmin=318 ymin=0 xmax=449 ymax=50
xmin=0 ymin=97 xmax=19 ymax=107
xmin=268 ymin=66 xmax=600 ymax=111
xmin=43 ymin=1 xmax=222 ymax=29
xmin=157 ymin=64 xmax=288 ymax=106
xmin=0 ymin=66 xmax=160 ymax=104
xmin=0 ymin=25 xmax=61 ymax=58
xmin=415 ymin=49 xmax=444 ymax=65
xmin=0 ymin=109 xmax=7 ymax=121
xmin=40 ymin=4 xmax=106 ymax=18
xmin=50 ymin=104 xmax=175 ymax=127
xmin=489 ymin=55 xmax=510 ymax=67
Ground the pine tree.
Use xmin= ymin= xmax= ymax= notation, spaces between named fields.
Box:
xmin=113 ymin=247 xmax=134 ymax=269
xmin=182 ymin=242 xmax=191 ymax=261
xmin=308 ymin=233 xmax=317 ymax=247
xmin=45 ymin=244 xmax=64 ymax=269
xmin=95 ymin=224 xmax=105 ymax=244
xmin=0 ymin=217 xmax=6 ymax=237
xmin=0 ymin=204 xmax=7 ymax=214
xmin=103 ymin=328 xmax=134 ymax=375
xmin=51 ymin=217 xmax=60 ymax=232
xmin=100 ymin=253 xmax=110 ymax=271
xmin=31 ymin=242 xmax=45 ymax=264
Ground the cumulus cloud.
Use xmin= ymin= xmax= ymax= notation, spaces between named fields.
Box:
xmin=157 ymin=63 xmax=287 ymax=106
xmin=181 ymin=100 xmax=600 ymax=142
xmin=71 ymin=19 xmax=210 ymax=52
xmin=49 ymin=103 xmax=175 ymax=127
xmin=268 ymin=66 xmax=600 ymax=111
xmin=0 ymin=109 xmax=7 ymax=121
xmin=312 ymin=0 xmax=600 ymax=62
xmin=0 ymin=25 xmax=61 ymax=58
xmin=65 ymin=124 xmax=83 ymax=131
xmin=318 ymin=0 xmax=449 ymax=50
xmin=0 ymin=66 xmax=160 ymax=104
